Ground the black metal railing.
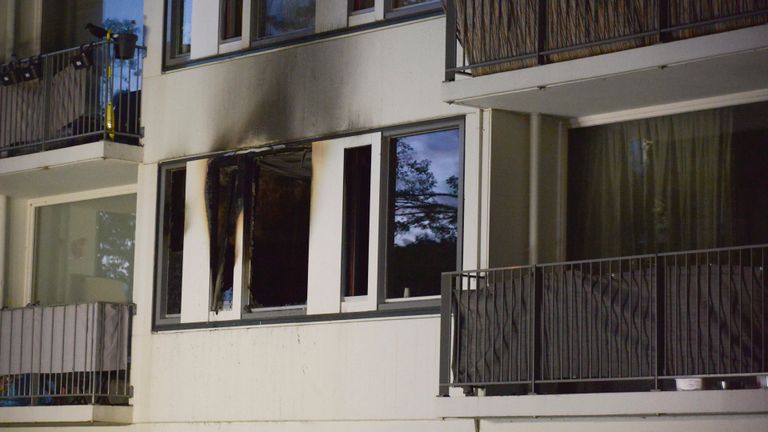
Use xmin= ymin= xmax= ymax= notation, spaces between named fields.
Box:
xmin=438 ymin=245 xmax=768 ymax=396
xmin=0 ymin=40 xmax=144 ymax=158
xmin=444 ymin=1 xmax=768 ymax=81
xmin=0 ymin=302 xmax=133 ymax=407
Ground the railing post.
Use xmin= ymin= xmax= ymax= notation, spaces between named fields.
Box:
xmin=654 ymin=255 xmax=665 ymax=390
xmin=444 ymin=0 xmax=457 ymax=82
xmin=536 ymin=0 xmax=548 ymax=65
xmin=529 ymin=266 xmax=542 ymax=394
xmin=41 ymin=57 xmax=52 ymax=151
xmin=438 ymin=272 xmax=454 ymax=396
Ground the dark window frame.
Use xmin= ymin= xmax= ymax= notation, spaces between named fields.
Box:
xmin=220 ymin=0 xmax=244 ymax=43
xmin=241 ymin=145 xmax=313 ymax=320
xmin=341 ymin=145 xmax=373 ymax=299
xmin=154 ymin=161 xmax=188 ymax=327
xmin=250 ymin=0 xmax=317 ymax=46
xmin=165 ymin=0 xmax=193 ymax=66
xmin=378 ymin=118 xmax=465 ymax=310
xmin=384 ymin=0 xmax=442 ymax=20
xmin=349 ymin=0 xmax=375 ymax=15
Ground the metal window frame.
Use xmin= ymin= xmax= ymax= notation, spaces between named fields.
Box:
xmin=378 ymin=118 xmax=466 ymax=310
xmin=26 ymin=186 xmax=138 ymax=307
xmin=250 ymin=0 xmax=316 ymax=46
xmin=238 ymin=144 xmax=314 ymax=320
xmin=153 ymin=161 xmax=187 ymax=328
xmin=384 ymin=0 xmax=442 ymax=20
xmin=348 ymin=0 xmax=375 ymax=15
xmin=219 ymin=0 xmax=244 ymax=44
xmin=164 ymin=0 xmax=192 ymax=67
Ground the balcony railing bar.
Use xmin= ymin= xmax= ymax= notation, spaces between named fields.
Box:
xmin=445 ymin=6 xmax=768 ymax=78
xmin=438 ymin=245 xmax=768 ymax=396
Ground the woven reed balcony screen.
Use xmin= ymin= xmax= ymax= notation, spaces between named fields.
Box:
xmin=450 ymin=0 xmax=768 ymax=76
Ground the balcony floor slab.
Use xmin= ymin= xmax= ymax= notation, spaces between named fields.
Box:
xmin=0 ymin=141 xmax=142 ymax=198
xmin=0 ymin=404 xmax=132 ymax=427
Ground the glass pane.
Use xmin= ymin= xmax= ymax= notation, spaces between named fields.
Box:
xmin=34 ymin=194 xmax=136 ymax=305
xmin=247 ymin=151 xmax=312 ymax=309
xmin=387 ymin=129 xmax=461 ymax=299
xmin=260 ymin=0 xmax=315 ymax=38
xmin=351 ymin=0 xmax=374 ymax=12
xmin=221 ymin=0 xmax=243 ymax=40
xmin=567 ymin=101 xmax=768 ymax=260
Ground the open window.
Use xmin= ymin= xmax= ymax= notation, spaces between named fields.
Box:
xmin=243 ymin=149 xmax=312 ymax=313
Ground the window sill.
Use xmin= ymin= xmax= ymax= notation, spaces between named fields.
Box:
xmin=151 ymin=304 xmax=439 ymax=332
xmin=0 ymin=405 xmax=132 ymax=426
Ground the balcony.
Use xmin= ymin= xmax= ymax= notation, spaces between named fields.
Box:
xmin=0 ymin=303 xmax=133 ymax=426
xmin=0 ymin=40 xmax=144 ymax=198
xmin=442 ymin=1 xmax=768 ymax=117
xmin=438 ymin=244 xmax=768 ymax=400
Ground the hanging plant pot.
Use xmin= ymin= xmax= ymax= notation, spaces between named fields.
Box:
xmin=114 ymin=33 xmax=138 ymax=60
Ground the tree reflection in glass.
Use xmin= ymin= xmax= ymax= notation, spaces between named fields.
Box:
xmin=388 ymin=128 xmax=460 ymax=298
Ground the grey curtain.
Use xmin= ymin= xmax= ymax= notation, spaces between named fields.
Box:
xmin=569 ymin=107 xmax=734 ymax=260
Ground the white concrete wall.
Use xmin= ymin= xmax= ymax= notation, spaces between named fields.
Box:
xmin=2 ymin=2 xmax=766 ymax=432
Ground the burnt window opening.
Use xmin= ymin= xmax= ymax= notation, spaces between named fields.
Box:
xmin=160 ymin=167 xmax=186 ymax=318
xmin=206 ymin=158 xmax=242 ymax=312
xmin=342 ymin=146 xmax=372 ymax=297
xmin=244 ymin=150 xmax=312 ymax=310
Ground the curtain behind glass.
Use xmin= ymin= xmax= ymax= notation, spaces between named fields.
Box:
xmin=568 ymin=107 xmax=734 ymax=260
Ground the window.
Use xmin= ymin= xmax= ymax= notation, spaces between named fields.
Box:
xmin=33 ymin=194 xmax=137 ymax=306
xmin=382 ymin=124 xmax=462 ymax=300
xmin=243 ymin=150 xmax=312 ymax=311
xmin=385 ymin=0 xmax=441 ymax=17
xmin=221 ymin=0 xmax=243 ymax=41
xmin=156 ymin=165 xmax=186 ymax=323
xmin=350 ymin=0 xmax=374 ymax=13
xmin=252 ymin=0 xmax=315 ymax=40
xmin=342 ymin=146 xmax=372 ymax=297
xmin=167 ymin=0 xmax=193 ymax=58
xmin=567 ymin=101 xmax=768 ymax=260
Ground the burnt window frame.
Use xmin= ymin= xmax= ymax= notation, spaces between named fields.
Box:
xmin=154 ymin=161 xmax=188 ymax=327
xmin=241 ymin=146 xmax=313 ymax=320
xmin=378 ymin=118 xmax=465 ymax=310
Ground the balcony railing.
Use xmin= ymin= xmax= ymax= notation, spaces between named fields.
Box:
xmin=444 ymin=1 xmax=768 ymax=81
xmin=438 ymin=245 xmax=768 ymax=396
xmin=0 ymin=302 xmax=133 ymax=406
xmin=0 ymin=40 xmax=144 ymax=158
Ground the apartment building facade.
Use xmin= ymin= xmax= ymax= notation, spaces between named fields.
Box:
xmin=0 ymin=0 xmax=767 ymax=431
